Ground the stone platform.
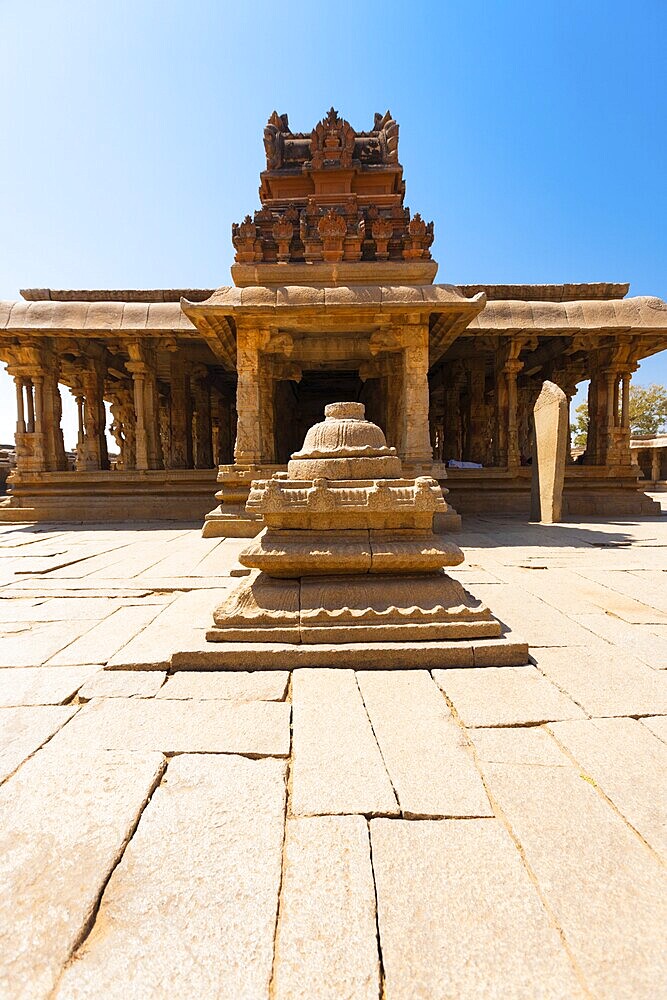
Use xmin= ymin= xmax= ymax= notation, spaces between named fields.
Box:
xmin=0 ymin=506 xmax=665 ymax=997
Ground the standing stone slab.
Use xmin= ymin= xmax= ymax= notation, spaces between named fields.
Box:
xmin=56 ymin=755 xmax=286 ymax=999
xmin=272 ymin=816 xmax=380 ymax=1000
xmin=0 ymin=744 xmax=164 ymax=1000
xmin=357 ymin=671 xmax=491 ymax=817
xmin=50 ymin=696 xmax=290 ymax=756
xmin=291 ymin=669 xmax=398 ymax=816
xmin=371 ymin=818 xmax=584 ymax=999
xmin=530 ymin=380 xmax=568 ymax=524
xmin=433 ymin=665 xmax=585 ymax=728
xmin=549 ymin=717 xmax=667 ymax=859
xmin=0 ymin=705 xmax=77 ymax=783
xmin=475 ymin=727 xmax=667 ymax=998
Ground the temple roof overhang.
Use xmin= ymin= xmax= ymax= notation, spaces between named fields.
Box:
xmin=181 ymin=284 xmax=487 ymax=368
xmin=468 ymin=296 xmax=667 ymax=335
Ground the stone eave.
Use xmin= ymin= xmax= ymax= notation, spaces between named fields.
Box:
xmin=467 ymin=296 xmax=667 ymax=335
xmin=181 ymin=285 xmax=487 ymax=370
xmin=459 ymin=282 xmax=630 ymax=302
xmin=0 ymin=300 xmax=197 ymax=335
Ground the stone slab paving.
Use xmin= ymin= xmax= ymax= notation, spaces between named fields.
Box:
xmin=475 ymin=726 xmax=667 ymax=999
xmin=0 ymin=516 xmax=666 ymax=996
xmin=357 ymin=670 xmax=492 ymax=817
xmin=157 ymin=669 xmax=289 ymax=700
xmin=641 ymin=714 xmax=667 ymax=742
xmin=433 ymin=664 xmax=586 ymax=727
xmin=548 ymin=716 xmax=667 ymax=859
xmin=51 ymin=695 xmax=291 ymax=756
xmin=534 ymin=646 xmax=667 ymax=717
xmin=77 ymin=669 xmax=167 ymax=700
xmin=0 ymin=665 xmax=100 ymax=707
xmin=272 ymin=816 xmax=379 ymax=1000
xmin=371 ymin=818 xmax=585 ymax=999
xmin=291 ymin=668 xmax=398 ymax=816
xmin=0 ymin=704 xmax=77 ymax=783
xmin=55 ymin=755 xmax=286 ymax=999
xmin=0 ymin=743 xmax=165 ymax=1000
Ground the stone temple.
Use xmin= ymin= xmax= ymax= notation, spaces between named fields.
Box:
xmin=1 ymin=107 xmax=666 ymax=527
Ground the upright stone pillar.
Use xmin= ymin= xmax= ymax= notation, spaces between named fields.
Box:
xmin=191 ymin=367 xmax=214 ymax=469
xmin=8 ymin=356 xmax=66 ymax=472
xmin=234 ymin=327 xmax=262 ymax=465
xmin=505 ymin=358 xmax=523 ymax=470
xmin=467 ymin=359 xmax=487 ymax=464
xmin=530 ymin=381 xmax=568 ymax=523
xmin=168 ymin=358 xmax=193 ymax=469
xmin=79 ymin=366 xmax=109 ymax=470
xmin=127 ymin=346 xmax=163 ymax=470
xmin=399 ymin=325 xmax=433 ymax=465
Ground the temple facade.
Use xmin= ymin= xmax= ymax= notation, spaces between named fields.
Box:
xmin=1 ymin=107 xmax=666 ymax=524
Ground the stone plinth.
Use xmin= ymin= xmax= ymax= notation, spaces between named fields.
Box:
xmin=208 ymin=403 xmax=520 ymax=663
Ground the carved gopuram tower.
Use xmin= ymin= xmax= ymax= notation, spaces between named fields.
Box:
xmin=183 ymin=108 xmax=485 ymax=536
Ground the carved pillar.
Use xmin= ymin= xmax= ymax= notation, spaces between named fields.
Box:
xmin=234 ymin=325 xmax=262 ymax=465
xmin=127 ymin=346 xmax=163 ymax=470
xmin=14 ymin=378 xmax=26 ymax=434
xmin=399 ymin=324 xmax=432 ymax=465
xmin=258 ymin=363 xmax=275 ymax=464
xmin=467 ymin=358 xmax=487 ymax=464
xmin=505 ymin=358 xmax=523 ymax=470
xmin=8 ymin=356 xmax=66 ymax=472
xmin=78 ymin=366 xmax=109 ymax=470
xmin=168 ymin=358 xmax=193 ymax=469
xmin=191 ymin=367 xmax=213 ymax=469
xmin=109 ymin=384 xmax=136 ymax=471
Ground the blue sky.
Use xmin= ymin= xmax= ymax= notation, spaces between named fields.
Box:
xmin=1 ymin=0 xmax=665 ymax=446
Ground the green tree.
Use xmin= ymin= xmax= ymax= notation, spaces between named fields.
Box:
xmin=569 ymin=383 xmax=667 ymax=449
xmin=628 ymin=383 xmax=667 ymax=435
xmin=570 ymin=402 xmax=589 ymax=448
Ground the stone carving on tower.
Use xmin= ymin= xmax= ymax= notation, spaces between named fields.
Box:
xmin=230 ymin=107 xmax=437 ymax=284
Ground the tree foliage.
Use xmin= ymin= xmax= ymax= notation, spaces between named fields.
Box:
xmin=569 ymin=383 xmax=667 ymax=448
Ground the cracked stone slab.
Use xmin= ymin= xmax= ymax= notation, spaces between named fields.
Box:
xmin=51 ymin=696 xmax=290 ymax=756
xmin=47 ymin=605 xmax=165 ymax=665
xmin=0 ymin=743 xmax=164 ymax=1000
xmin=549 ymin=717 xmax=667 ymax=860
xmin=0 ymin=705 xmax=77 ymax=783
xmin=433 ymin=665 xmax=585 ymax=727
xmin=571 ymin=613 xmax=667 ymax=669
xmin=641 ymin=715 xmax=667 ymax=742
xmin=534 ymin=646 xmax=667 ymax=717
xmin=371 ymin=818 xmax=584 ymax=999
xmin=157 ymin=670 xmax=289 ymax=701
xmin=55 ymin=755 xmax=286 ymax=999
xmin=291 ymin=669 xmax=398 ymax=816
xmin=357 ymin=671 xmax=491 ymax=817
xmin=77 ymin=670 xmax=167 ymax=700
xmin=475 ymin=727 xmax=667 ymax=998
xmin=272 ymin=816 xmax=380 ymax=1000
xmin=0 ymin=620 xmax=101 ymax=667
xmin=0 ymin=665 xmax=100 ymax=707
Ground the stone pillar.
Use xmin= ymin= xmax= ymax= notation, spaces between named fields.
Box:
xmin=79 ymin=367 xmax=109 ymax=470
xmin=467 ymin=359 xmax=487 ymax=464
xmin=191 ymin=367 xmax=213 ymax=469
xmin=25 ymin=382 xmax=35 ymax=433
xmin=258 ymin=363 xmax=275 ymax=464
xmin=505 ymin=358 xmax=523 ymax=470
xmin=399 ymin=325 xmax=432 ymax=465
xmin=651 ymin=449 xmax=660 ymax=483
xmin=127 ymin=348 xmax=163 ymax=470
xmin=234 ymin=327 xmax=262 ymax=465
xmin=14 ymin=378 xmax=26 ymax=434
xmin=168 ymin=358 xmax=193 ymax=469
xmin=109 ymin=385 xmax=136 ymax=471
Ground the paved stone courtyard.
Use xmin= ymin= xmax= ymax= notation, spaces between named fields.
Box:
xmin=1 ymin=508 xmax=666 ymax=998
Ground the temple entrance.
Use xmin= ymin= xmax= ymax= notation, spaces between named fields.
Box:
xmin=273 ymin=369 xmax=385 ymax=464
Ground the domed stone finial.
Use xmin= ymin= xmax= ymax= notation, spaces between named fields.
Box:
xmin=288 ymin=401 xmax=402 ymax=480
xmin=324 ymin=401 xmax=365 ymax=420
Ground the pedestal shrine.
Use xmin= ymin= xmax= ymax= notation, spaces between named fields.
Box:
xmin=207 ymin=402 xmax=527 ymax=666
